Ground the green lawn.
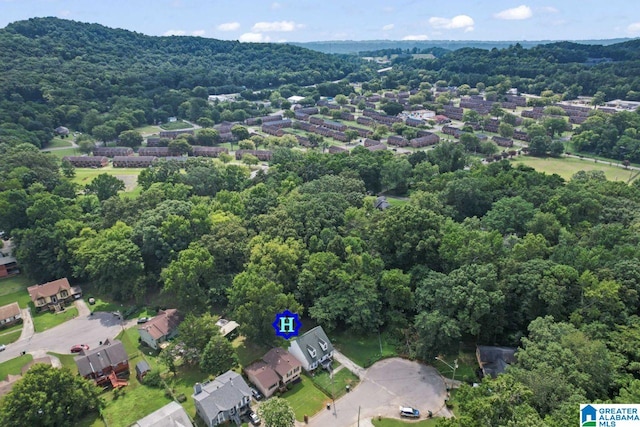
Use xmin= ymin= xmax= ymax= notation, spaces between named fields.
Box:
xmin=0 ymin=275 xmax=32 ymax=297
xmin=372 ymin=417 xmax=440 ymax=427
xmin=32 ymin=306 xmax=78 ymax=332
xmin=331 ymin=332 xmax=397 ymax=368
xmin=136 ymin=124 xmax=162 ymax=135
xmin=0 ymin=276 xmax=32 ymax=310
xmin=47 ymin=352 xmax=78 ymax=374
xmin=46 ymin=137 xmax=73 ymax=148
xmin=310 ymin=367 xmax=359 ymax=399
xmin=159 ymin=120 xmax=192 ymax=130
xmin=71 ymin=166 xmax=144 ymax=187
xmin=165 ymin=364 xmax=209 ymax=416
xmin=232 ymin=335 xmax=270 ymax=368
xmin=433 ymin=353 xmax=478 ymax=384
xmin=510 ymin=155 xmax=638 ymax=182
xmin=0 ymin=330 xmax=21 ymax=345
xmin=281 ymin=375 xmax=328 ymax=421
xmin=0 ymin=354 xmax=32 ymax=380
xmin=45 ymin=147 xmax=82 ymax=158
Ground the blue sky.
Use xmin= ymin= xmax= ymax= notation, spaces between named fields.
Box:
xmin=1 ymin=0 xmax=639 ymax=42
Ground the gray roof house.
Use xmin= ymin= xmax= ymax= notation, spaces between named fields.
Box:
xmin=476 ymin=345 xmax=517 ymax=378
xmin=133 ymin=401 xmax=193 ymax=427
xmin=192 ymin=371 xmax=252 ymax=427
xmin=288 ymin=326 xmax=334 ymax=372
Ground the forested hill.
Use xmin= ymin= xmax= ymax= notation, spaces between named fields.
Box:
xmin=0 ymin=17 xmax=361 ymax=147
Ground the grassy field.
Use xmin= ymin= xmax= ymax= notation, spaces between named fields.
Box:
xmin=32 ymin=306 xmax=78 ymax=332
xmin=233 ymin=335 xmax=270 ymax=368
xmin=159 ymin=120 xmax=192 ymax=130
xmin=372 ymin=417 xmax=440 ymax=427
xmin=71 ymin=166 xmax=144 ymax=187
xmin=310 ymin=367 xmax=360 ymax=400
xmin=433 ymin=352 xmax=478 ymax=384
xmin=0 ymin=330 xmax=22 ymax=345
xmin=0 ymin=275 xmax=32 ymax=308
xmin=0 ymin=354 xmax=32 ymax=380
xmin=510 ymin=155 xmax=638 ymax=182
xmin=46 ymin=137 xmax=73 ymax=148
xmin=332 ymin=332 xmax=398 ymax=368
xmin=281 ymin=375 xmax=329 ymax=421
xmin=136 ymin=125 xmax=162 ymax=135
xmin=45 ymin=147 xmax=81 ymax=158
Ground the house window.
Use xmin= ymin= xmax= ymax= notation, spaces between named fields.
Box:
xmin=60 ymin=290 xmax=68 ymax=298
xmin=307 ymin=345 xmax=317 ymax=358
xmin=318 ymin=339 xmax=328 ymax=351
xmin=37 ymin=298 xmax=45 ymax=306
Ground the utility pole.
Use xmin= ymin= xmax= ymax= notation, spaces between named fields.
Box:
xmin=331 ymin=370 xmax=336 ymax=415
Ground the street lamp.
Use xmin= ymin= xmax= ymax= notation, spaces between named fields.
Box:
xmin=435 ymin=356 xmax=458 ymax=388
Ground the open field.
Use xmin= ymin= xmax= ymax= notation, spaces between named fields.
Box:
xmin=45 ymin=147 xmax=81 ymax=158
xmin=332 ymin=332 xmax=397 ymax=368
xmin=0 ymin=354 xmax=32 ymax=380
xmin=159 ymin=120 xmax=192 ymax=130
xmin=281 ymin=375 xmax=329 ymax=421
xmin=46 ymin=136 xmax=73 ymax=148
xmin=72 ymin=166 xmax=144 ymax=186
xmin=510 ymin=155 xmax=638 ymax=182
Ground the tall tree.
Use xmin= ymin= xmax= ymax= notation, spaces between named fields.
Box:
xmin=258 ymin=397 xmax=296 ymax=427
xmin=200 ymin=334 xmax=238 ymax=375
xmin=85 ymin=174 xmax=125 ymax=201
xmin=118 ymin=130 xmax=143 ymax=148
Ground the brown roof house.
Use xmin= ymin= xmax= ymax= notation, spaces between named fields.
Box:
xmin=0 ymin=302 xmax=21 ymax=329
xmin=245 ymin=348 xmax=302 ymax=398
xmin=138 ymin=309 xmax=182 ymax=350
xmin=27 ymin=278 xmax=81 ymax=312
xmin=75 ymin=339 xmax=129 ymax=388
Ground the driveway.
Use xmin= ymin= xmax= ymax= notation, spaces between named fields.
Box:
xmin=0 ymin=307 xmax=127 ymax=363
xmin=308 ymin=358 xmax=451 ymax=427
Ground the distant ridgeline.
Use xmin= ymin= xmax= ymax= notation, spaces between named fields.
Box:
xmin=289 ymin=38 xmax=633 ymax=55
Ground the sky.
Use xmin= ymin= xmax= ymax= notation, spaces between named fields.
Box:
xmin=1 ymin=0 xmax=640 ymax=43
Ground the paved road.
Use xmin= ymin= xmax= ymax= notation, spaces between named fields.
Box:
xmin=308 ymin=358 xmax=451 ymax=427
xmin=0 ymin=304 xmax=129 ymax=363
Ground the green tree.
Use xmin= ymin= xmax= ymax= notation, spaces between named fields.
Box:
xmin=196 ymin=128 xmax=220 ymax=146
xmin=92 ymin=123 xmax=117 ymax=142
xmin=162 ymin=244 xmax=217 ymax=312
xmin=498 ymin=122 xmax=514 ymax=138
xmin=258 ymin=397 xmax=296 ymax=427
xmin=168 ymin=138 xmax=192 ymax=155
xmin=85 ymin=174 xmax=125 ymax=201
xmin=118 ymin=130 xmax=143 ymax=148
xmin=381 ymin=102 xmax=404 ymax=116
xmin=0 ymin=364 xmax=101 ymax=427
xmin=76 ymin=134 xmax=96 ymax=154
xmin=460 ymin=133 xmax=481 ymax=152
xmin=381 ymin=157 xmax=412 ymax=194
xmin=200 ymin=334 xmax=238 ymax=375
xmin=334 ymin=94 xmax=348 ymax=106
xmin=177 ymin=313 xmax=221 ymax=354
xmin=60 ymin=158 xmax=76 ymax=178
xmin=231 ymin=124 xmax=250 ymax=141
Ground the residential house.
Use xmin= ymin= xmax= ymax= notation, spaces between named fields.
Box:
xmin=374 ymin=196 xmax=391 ymax=210
xmin=476 ymin=345 xmax=517 ymax=379
xmin=138 ymin=309 xmax=182 ymax=350
xmin=0 ymin=256 xmax=18 ymax=278
xmin=193 ymin=371 xmax=252 ymax=427
xmin=75 ymin=339 xmax=129 ymax=388
xmin=55 ymin=126 xmax=70 ymax=136
xmin=62 ymin=156 xmax=109 ymax=168
xmin=113 ymin=156 xmax=157 ymax=167
xmin=245 ymin=348 xmax=302 ymax=398
xmin=134 ymin=401 xmax=193 ymax=427
xmin=27 ymin=278 xmax=81 ymax=312
xmin=288 ymin=326 xmax=334 ymax=372
xmin=0 ymin=302 xmax=21 ymax=328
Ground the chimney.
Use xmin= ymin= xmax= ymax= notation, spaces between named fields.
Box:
xmin=194 ymin=383 xmax=202 ymax=395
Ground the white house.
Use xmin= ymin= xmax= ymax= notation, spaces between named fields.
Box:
xmin=193 ymin=371 xmax=252 ymax=427
xmin=288 ymin=326 xmax=334 ymax=372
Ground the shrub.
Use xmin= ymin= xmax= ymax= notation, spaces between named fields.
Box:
xmin=143 ymin=370 xmax=163 ymax=388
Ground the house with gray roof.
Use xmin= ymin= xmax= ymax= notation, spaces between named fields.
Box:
xmin=192 ymin=371 xmax=252 ymax=426
xmin=476 ymin=345 xmax=517 ymax=378
xmin=134 ymin=401 xmax=193 ymax=427
xmin=288 ymin=326 xmax=334 ymax=372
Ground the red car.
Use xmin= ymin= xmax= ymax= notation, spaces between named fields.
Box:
xmin=70 ymin=344 xmax=89 ymax=353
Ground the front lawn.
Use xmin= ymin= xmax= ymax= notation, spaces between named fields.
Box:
xmin=32 ymin=306 xmax=78 ymax=332
xmin=0 ymin=290 xmax=31 ymax=309
xmin=331 ymin=331 xmax=397 ymax=368
xmin=0 ymin=330 xmax=21 ymax=345
xmin=280 ymin=375 xmax=328 ymax=421
xmin=310 ymin=367 xmax=359 ymax=400
xmin=0 ymin=354 xmax=32 ymax=380
xmin=47 ymin=352 xmax=78 ymax=374
xmin=433 ymin=352 xmax=478 ymax=384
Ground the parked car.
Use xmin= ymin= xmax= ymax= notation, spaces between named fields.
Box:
xmin=0 ymin=344 xmax=6 ymax=352
xmin=137 ymin=317 xmax=149 ymax=324
xmin=248 ymin=411 xmax=261 ymax=425
xmin=400 ymin=406 xmax=420 ymax=418
xmin=250 ymin=387 xmax=263 ymax=401
xmin=70 ymin=344 xmax=89 ymax=353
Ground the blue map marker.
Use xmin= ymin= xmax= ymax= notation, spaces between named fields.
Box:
xmin=272 ymin=310 xmax=302 ymax=339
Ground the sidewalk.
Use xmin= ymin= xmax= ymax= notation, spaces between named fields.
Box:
xmin=18 ymin=307 xmax=34 ymax=341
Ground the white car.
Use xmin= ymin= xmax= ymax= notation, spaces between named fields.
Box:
xmin=248 ymin=411 xmax=261 ymax=425
xmin=0 ymin=344 xmax=6 ymax=352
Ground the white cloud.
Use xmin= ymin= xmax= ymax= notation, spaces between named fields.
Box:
xmin=627 ymin=22 xmax=640 ymax=36
xmin=251 ymin=21 xmax=303 ymax=32
xmin=217 ymin=22 xmax=240 ymax=31
xmin=403 ymin=34 xmax=429 ymax=41
xmin=163 ymin=29 xmax=186 ymax=36
xmin=239 ymin=32 xmax=271 ymax=43
xmin=540 ymin=6 xmax=559 ymax=13
xmin=494 ymin=5 xmax=533 ymax=20
xmin=271 ymin=2 xmax=282 ymax=9
xmin=429 ymin=15 xmax=474 ymax=31
xmin=191 ymin=30 xmax=206 ymax=37
xmin=382 ymin=24 xmax=395 ymax=31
